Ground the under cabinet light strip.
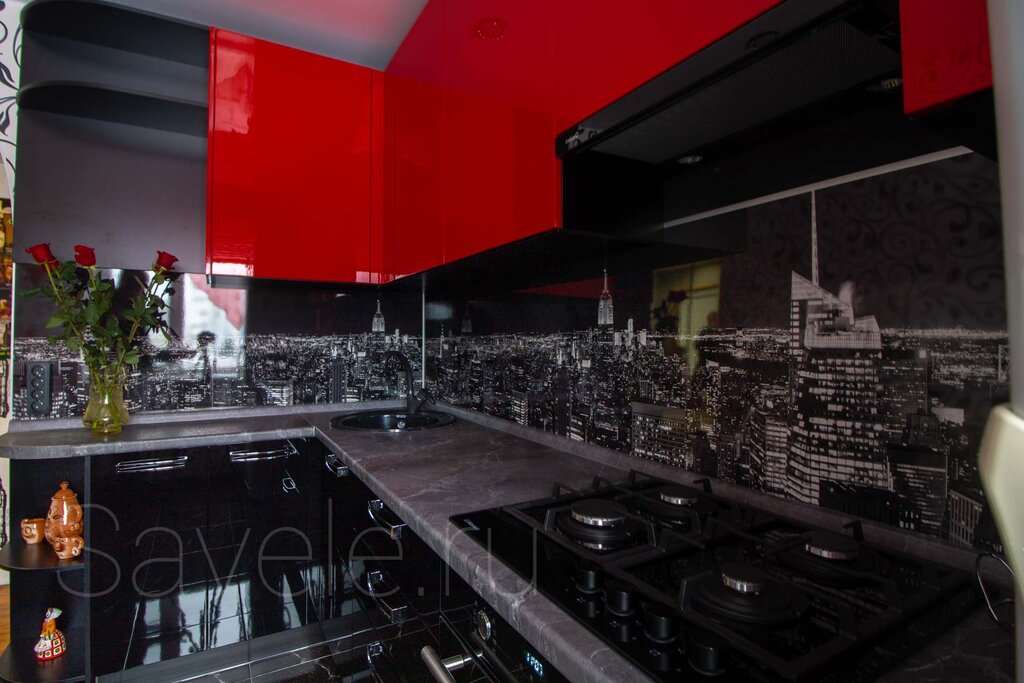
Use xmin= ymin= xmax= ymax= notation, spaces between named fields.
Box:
xmin=663 ymin=146 xmax=973 ymax=228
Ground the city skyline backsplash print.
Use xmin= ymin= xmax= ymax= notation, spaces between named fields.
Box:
xmin=9 ymin=152 xmax=1005 ymax=551
xmin=12 ymin=277 xmax=423 ymax=417
xmin=425 ymin=153 xmax=1007 ymax=551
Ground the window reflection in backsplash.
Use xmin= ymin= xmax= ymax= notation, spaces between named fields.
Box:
xmin=425 ymin=152 xmax=1008 ymax=551
xmin=12 ymin=272 xmax=422 ymax=417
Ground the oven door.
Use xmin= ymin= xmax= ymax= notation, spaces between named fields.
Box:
xmin=437 ymin=573 xmax=567 ymax=683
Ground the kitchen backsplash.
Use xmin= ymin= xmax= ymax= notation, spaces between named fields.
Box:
xmin=425 ymin=152 xmax=1007 ymax=551
xmin=12 ymin=274 xmax=421 ymax=417
xmin=10 ymin=152 xmax=1006 ymax=550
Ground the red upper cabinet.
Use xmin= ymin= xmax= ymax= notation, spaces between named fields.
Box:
xmin=380 ymin=0 xmax=446 ymax=280
xmin=439 ymin=0 xmax=559 ymax=265
xmin=208 ymin=29 xmax=374 ymax=283
xmin=900 ymin=0 xmax=992 ymax=115
xmin=385 ymin=0 xmax=560 ymax=272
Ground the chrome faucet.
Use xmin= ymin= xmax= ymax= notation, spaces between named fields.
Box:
xmin=384 ymin=351 xmax=433 ymax=414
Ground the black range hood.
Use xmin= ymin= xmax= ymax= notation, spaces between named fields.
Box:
xmin=392 ymin=0 xmax=995 ymax=298
xmin=558 ymin=0 xmax=996 ymax=234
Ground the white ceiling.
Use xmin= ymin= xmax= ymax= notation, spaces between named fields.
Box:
xmin=106 ymin=0 xmax=429 ymax=69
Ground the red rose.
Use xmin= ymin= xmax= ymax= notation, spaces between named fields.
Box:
xmin=25 ymin=243 xmax=56 ymax=264
xmin=154 ymin=251 xmax=178 ymax=272
xmin=73 ymin=245 xmax=96 ymax=267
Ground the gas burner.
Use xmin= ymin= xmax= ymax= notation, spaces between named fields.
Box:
xmin=805 ymin=531 xmax=859 ymax=560
xmin=777 ymin=531 xmax=889 ymax=586
xmin=691 ymin=563 xmax=806 ymax=626
xmin=721 ymin=563 xmax=765 ymax=594
xmin=659 ymin=485 xmax=700 ymax=507
xmin=556 ymin=500 xmax=639 ymax=551
xmin=571 ymin=500 xmax=626 ymax=527
xmin=635 ymin=485 xmax=711 ymax=531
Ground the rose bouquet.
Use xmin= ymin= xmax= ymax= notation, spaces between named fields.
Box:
xmin=23 ymin=243 xmax=178 ymax=434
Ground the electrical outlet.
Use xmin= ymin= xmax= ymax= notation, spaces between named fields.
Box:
xmin=26 ymin=362 xmax=51 ymax=417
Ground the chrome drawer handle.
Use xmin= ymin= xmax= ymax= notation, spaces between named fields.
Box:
xmin=115 ymin=455 xmax=187 ymax=473
xmin=365 ymin=570 xmax=408 ymax=623
xmin=366 ymin=641 xmax=385 ymax=682
xmin=324 ymin=453 xmax=350 ymax=477
xmin=229 ymin=441 xmax=299 ymax=462
xmin=368 ymin=499 xmax=405 ymax=539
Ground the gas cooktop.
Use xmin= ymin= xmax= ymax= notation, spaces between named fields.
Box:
xmin=451 ymin=470 xmax=979 ymax=682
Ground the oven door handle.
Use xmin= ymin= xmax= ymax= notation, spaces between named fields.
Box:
xmin=420 ymin=645 xmax=480 ymax=683
xmin=469 ymin=631 xmax=520 ymax=683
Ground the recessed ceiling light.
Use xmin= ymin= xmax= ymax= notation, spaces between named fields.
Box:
xmin=475 ymin=18 xmax=508 ymax=41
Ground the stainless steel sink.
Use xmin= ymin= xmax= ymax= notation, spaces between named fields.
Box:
xmin=330 ymin=409 xmax=455 ymax=432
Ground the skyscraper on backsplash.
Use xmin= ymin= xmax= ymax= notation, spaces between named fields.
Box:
xmin=372 ymin=299 xmax=386 ymax=335
xmin=786 ymin=272 xmax=891 ymax=504
xmin=598 ymin=269 xmax=614 ymax=329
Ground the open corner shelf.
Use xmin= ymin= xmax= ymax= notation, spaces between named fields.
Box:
xmin=18 ymin=82 xmax=207 ymax=138
xmin=0 ymin=542 xmax=84 ymax=573
xmin=22 ymin=0 xmax=208 ymax=68
xmin=0 ymin=643 xmax=85 ymax=683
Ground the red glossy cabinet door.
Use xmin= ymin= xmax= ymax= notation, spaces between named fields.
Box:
xmin=381 ymin=0 xmax=446 ymax=280
xmin=440 ymin=0 xmax=559 ymax=265
xmin=900 ymin=0 xmax=992 ymax=115
xmin=208 ymin=29 xmax=374 ymax=282
xmin=385 ymin=0 xmax=560 ymax=273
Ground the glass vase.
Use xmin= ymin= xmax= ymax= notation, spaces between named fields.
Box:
xmin=82 ymin=372 xmax=129 ymax=435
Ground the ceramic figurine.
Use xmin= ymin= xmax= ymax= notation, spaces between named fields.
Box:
xmin=33 ymin=608 xmax=66 ymax=661
xmin=44 ymin=482 xmax=83 ymax=548
xmin=19 ymin=518 xmax=45 ymax=544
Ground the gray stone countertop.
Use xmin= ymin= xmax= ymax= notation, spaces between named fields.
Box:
xmin=0 ymin=403 xmax=1014 ymax=682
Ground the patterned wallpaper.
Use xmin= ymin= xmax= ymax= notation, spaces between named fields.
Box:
xmin=0 ymin=0 xmax=21 ymax=420
xmin=0 ymin=0 xmax=21 ymax=195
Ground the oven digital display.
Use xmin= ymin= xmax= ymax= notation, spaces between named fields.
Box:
xmin=524 ymin=650 xmax=544 ymax=679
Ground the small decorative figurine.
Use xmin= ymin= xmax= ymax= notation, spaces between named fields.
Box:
xmin=20 ymin=518 xmax=45 ymax=544
xmin=33 ymin=608 xmax=66 ymax=661
xmin=44 ymin=482 xmax=83 ymax=548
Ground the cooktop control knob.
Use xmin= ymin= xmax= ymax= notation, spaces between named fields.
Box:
xmin=604 ymin=580 xmax=636 ymax=617
xmin=642 ymin=602 xmax=678 ymax=644
xmin=476 ymin=610 xmax=493 ymax=641
xmin=689 ymin=631 xmax=729 ymax=677
xmin=575 ymin=561 xmax=602 ymax=594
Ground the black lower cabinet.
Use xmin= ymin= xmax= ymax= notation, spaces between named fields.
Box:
xmin=80 ymin=438 xmax=564 ymax=682
xmin=90 ymin=438 xmax=330 ymax=680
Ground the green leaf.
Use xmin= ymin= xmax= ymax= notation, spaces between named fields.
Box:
xmin=123 ymin=349 xmax=140 ymax=365
xmin=44 ymin=314 xmax=64 ymax=329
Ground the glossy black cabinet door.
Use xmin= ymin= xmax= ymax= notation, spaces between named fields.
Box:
xmin=90 ymin=439 xmax=332 ymax=677
xmin=90 ymin=447 xmax=211 ymax=675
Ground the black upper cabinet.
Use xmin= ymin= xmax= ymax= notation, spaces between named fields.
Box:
xmin=22 ymin=0 xmax=208 ymax=66
xmin=15 ymin=0 xmax=208 ymax=273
